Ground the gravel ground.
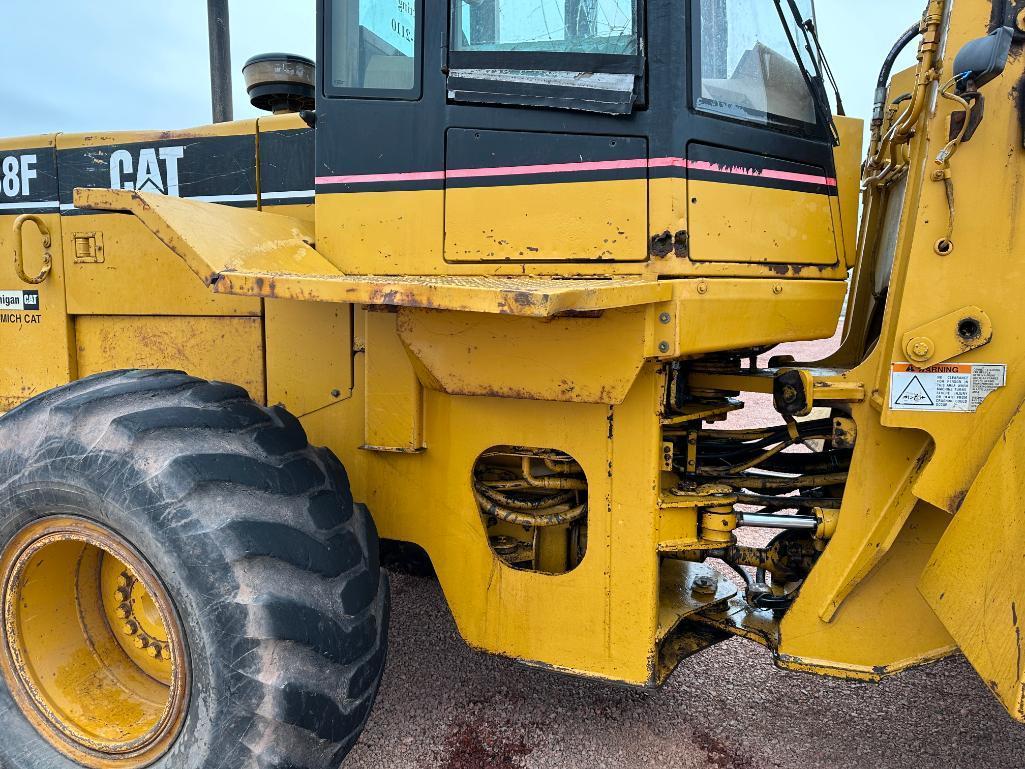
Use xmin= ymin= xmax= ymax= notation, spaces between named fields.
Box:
xmin=346 ymin=330 xmax=1025 ymax=769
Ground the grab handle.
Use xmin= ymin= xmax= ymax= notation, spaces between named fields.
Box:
xmin=12 ymin=214 xmax=52 ymax=285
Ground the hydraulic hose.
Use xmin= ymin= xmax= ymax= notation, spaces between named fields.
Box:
xmin=875 ymin=24 xmax=924 ymax=115
xmin=867 ymin=23 xmax=924 ymax=166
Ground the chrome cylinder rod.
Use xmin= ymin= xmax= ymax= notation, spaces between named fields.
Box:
xmin=737 ymin=513 xmax=818 ymax=530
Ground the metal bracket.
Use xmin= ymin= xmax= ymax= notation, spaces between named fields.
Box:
xmin=990 ymin=0 xmax=1025 ymax=42
xmin=901 ymin=305 xmax=992 ymax=367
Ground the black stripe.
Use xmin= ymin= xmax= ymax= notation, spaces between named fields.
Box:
xmin=0 ymin=204 xmax=61 ymax=216
xmin=58 ymin=134 xmax=258 ymax=210
xmin=0 ymin=146 xmax=59 ymax=215
xmin=447 ymin=50 xmax=642 ymax=75
xmin=648 ymin=165 xmax=687 ymax=181
xmin=446 ymin=167 xmax=645 ymax=188
xmin=260 ymin=128 xmax=315 ymax=196
xmin=316 ymin=179 xmax=443 ymax=194
xmin=316 ymin=163 xmax=835 ymax=195
xmin=688 ymin=169 xmax=837 ymax=197
xmin=263 ymin=196 xmax=316 ymax=206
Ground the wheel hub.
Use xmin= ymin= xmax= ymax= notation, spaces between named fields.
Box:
xmin=0 ymin=517 xmax=188 ymax=768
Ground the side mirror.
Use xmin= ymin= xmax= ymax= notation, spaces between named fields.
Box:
xmin=953 ymin=26 xmax=1014 ymax=91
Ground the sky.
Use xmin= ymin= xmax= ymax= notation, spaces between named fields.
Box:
xmin=0 ymin=1 xmax=919 ymax=139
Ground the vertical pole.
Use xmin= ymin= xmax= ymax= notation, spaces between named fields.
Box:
xmin=207 ymin=0 xmax=234 ymax=123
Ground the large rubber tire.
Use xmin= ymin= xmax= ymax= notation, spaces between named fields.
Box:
xmin=0 ymin=370 xmax=389 ymax=769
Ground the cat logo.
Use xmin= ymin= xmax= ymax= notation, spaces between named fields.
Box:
xmin=109 ymin=146 xmax=185 ymax=197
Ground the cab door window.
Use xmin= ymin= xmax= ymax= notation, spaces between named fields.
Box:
xmin=326 ymin=0 xmax=421 ymax=96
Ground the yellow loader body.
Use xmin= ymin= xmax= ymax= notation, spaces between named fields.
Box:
xmin=2 ymin=0 xmax=1025 ymax=737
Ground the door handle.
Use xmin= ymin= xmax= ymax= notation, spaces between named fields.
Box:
xmin=12 ymin=214 xmax=52 ymax=285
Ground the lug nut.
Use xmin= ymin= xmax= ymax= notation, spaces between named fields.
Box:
xmin=133 ymin=636 xmax=149 ymax=650
xmin=148 ymin=644 xmax=162 ymax=659
xmin=160 ymin=646 xmax=172 ymax=661
xmin=115 ymin=603 xmax=132 ymax=620
xmin=121 ymin=621 xmax=139 ymax=636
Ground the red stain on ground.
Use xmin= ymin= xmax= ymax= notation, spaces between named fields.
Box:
xmin=691 ymin=729 xmax=760 ymax=769
xmin=439 ymin=719 xmax=532 ymax=769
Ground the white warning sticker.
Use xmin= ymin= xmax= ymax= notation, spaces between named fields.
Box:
xmin=889 ymin=362 xmax=1007 ymax=412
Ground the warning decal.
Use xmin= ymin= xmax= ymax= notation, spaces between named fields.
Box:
xmin=890 ymin=362 xmax=1007 ymax=412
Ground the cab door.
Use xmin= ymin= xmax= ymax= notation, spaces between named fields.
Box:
xmin=685 ymin=0 xmax=844 ymax=268
xmin=0 ymin=137 xmax=74 ymax=411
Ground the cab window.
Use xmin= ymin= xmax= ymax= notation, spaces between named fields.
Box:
xmin=447 ymin=0 xmax=643 ymax=114
xmin=454 ymin=0 xmax=638 ymax=56
xmin=326 ymin=0 xmax=420 ymax=95
xmin=696 ymin=0 xmax=817 ymax=128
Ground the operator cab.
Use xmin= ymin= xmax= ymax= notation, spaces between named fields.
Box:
xmin=313 ymin=0 xmax=856 ymax=276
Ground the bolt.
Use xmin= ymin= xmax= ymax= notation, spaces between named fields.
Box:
xmin=907 ymin=336 xmax=934 ymax=362
xmin=160 ymin=646 xmax=172 ymax=661
xmin=115 ymin=587 xmax=131 ymax=603
xmin=134 ymin=636 xmax=149 ymax=650
xmin=115 ymin=603 xmax=132 ymax=620
xmin=692 ymin=574 xmax=718 ymax=595
xmin=659 ymin=312 xmax=672 ymax=325
xmin=148 ymin=644 xmax=162 ymax=659
xmin=117 ymin=574 xmax=130 ymax=589
xmin=782 ymin=385 xmax=798 ymax=404
xmin=696 ymin=282 xmax=708 ymax=295
xmin=330 ymin=389 xmax=341 ymax=398
xmin=773 ymin=283 xmax=784 ymax=295
xmin=121 ymin=621 xmax=138 ymax=636
xmin=658 ymin=341 xmax=670 ymax=354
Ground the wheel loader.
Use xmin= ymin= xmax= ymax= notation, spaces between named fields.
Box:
xmin=0 ymin=0 xmax=1022 ymax=766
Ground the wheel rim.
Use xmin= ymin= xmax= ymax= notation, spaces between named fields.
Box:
xmin=0 ymin=517 xmax=188 ymax=768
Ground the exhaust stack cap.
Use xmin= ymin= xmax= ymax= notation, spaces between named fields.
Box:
xmin=243 ymin=53 xmax=315 ymax=114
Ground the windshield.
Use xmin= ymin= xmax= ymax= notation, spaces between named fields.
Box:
xmin=453 ymin=0 xmax=638 ymax=56
xmin=697 ymin=0 xmax=818 ymax=127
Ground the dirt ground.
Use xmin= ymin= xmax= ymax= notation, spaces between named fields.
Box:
xmin=346 ymin=331 xmax=1025 ymax=769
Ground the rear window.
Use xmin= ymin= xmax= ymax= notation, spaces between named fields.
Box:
xmin=453 ymin=0 xmax=638 ymax=56
xmin=447 ymin=0 xmax=643 ymax=114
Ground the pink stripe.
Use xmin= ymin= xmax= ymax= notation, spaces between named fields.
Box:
xmin=445 ymin=158 xmax=649 ymax=179
xmin=647 ymin=156 xmax=688 ymax=169
xmin=315 ymin=157 xmax=836 ymax=187
xmin=686 ymin=159 xmax=837 ymax=187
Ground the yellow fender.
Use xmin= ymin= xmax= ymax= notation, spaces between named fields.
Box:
xmin=919 ymin=401 xmax=1025 ymax=721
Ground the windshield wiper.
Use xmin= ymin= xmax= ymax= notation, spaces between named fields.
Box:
xmin=788 ymin=0 xmax=846 ymax=116
xmin=772 ymin=0 xmax=840 ymax=144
